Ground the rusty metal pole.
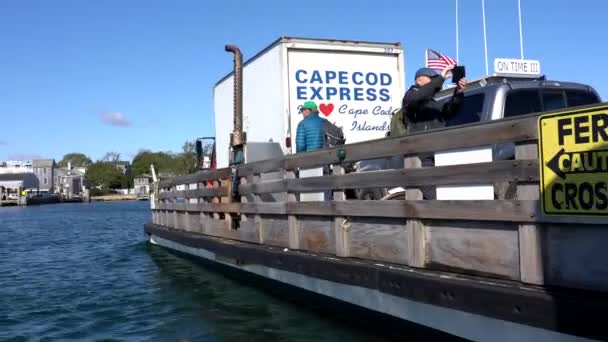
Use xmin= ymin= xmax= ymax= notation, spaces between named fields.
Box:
xmin=225 ymin=44 xmax=246 ymax=210
xmin=225 ymin=45 xmax=246 ymax=149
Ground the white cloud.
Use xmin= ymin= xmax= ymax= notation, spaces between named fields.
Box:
xmin=100 ymin=111 xmax=131 ymax=127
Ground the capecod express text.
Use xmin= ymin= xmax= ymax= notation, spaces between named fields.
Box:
xmin=295 ymin=70 xmax=392 ymax=102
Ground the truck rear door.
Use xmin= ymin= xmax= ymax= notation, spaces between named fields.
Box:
xmin=285 ymin=45 xmax=404 ymax=151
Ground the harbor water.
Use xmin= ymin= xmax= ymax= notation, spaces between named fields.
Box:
xmin=0 ymin=201 xmax=395 ymax=341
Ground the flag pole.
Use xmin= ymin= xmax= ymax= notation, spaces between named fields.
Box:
xmin=456 ymin=0 xmax=460 ymax=63
xmin=481 ymin=0 xmax=489 ymax=75
xmin=518 ymin=0 xmax=524 ymax=59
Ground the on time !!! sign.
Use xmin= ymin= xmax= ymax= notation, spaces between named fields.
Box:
xmin=539 ymin=104 xmax=608 ymax=216
xmin=494 ymin=58 xmax=541 ymax=77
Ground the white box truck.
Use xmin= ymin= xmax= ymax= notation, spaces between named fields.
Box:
xmin=213 ymin=37 xmax=406 ymax=168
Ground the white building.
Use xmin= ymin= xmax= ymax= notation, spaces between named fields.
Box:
xmin=55 ymin=168 xmax=85 ymax=198
xmin=134 ymin=175 xmax=152 ymax=198
xmin=0 ymin=173 xmax=39 ymax=199
xmin=0 ymin=160 xmax=33 ymax=174
xmin=32 ymin=159 xmax=56 ymax=193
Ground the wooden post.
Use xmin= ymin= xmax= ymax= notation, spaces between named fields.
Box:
xmin=405 ymin=156 xmax=427 ymax=268
xmin=197 ymin=182 xmax=204 ymax=234
xmin=212 ymin=180 xmax=220 ymax=220
xmin=251 ymin=174 xmax=264 ymax=243
xmin=158 ymin=188 xmax=163 ymax=226
xmin=239 ymin=177 xmax=249 ymax=223
xmin=200 ymin=181 xmax=208 ymax=234
xmin=161 ymin=187 xmax=167 ymax=227
xmin=221 ymin=178 xmax=233 ymax=229
xmin=172 ymin=185 xmax=178 ymax=229
xmin=152 ymin=182 xmax=159 ymax=224
xmin=184 ymin=183 xmax=194 ymax=231
xmin=516 ymin=142 xmax=544 ymax=285
xmin=333 ymin=165 xmax=349 ymax=257
xmin=286 ymin=170 xmax=299 ymax=249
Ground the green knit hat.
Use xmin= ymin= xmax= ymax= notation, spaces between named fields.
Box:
xmin=301 ymin=101 xmax=318 ymax=111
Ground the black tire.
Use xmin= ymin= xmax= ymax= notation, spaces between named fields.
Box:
xmin=356 ymin=188 xmax=387 ymax=200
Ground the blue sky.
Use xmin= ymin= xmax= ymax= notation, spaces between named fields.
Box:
xmin=1 ymin=0 xmax=605 ymax=162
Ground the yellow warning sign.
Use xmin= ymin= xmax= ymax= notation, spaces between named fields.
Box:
xmin=539 ymin=104 xmax=608 ymax=216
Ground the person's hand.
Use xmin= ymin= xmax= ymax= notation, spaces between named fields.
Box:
xmin=457 ymin=78 xmax=467 ymax=89
xmin=441 ymin=65 xmax=455 ymax=79
xmin=454 ymin=78 xmax=467 ymax=94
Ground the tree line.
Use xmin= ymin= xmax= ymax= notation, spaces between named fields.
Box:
xmin=59 ymin=141 xmax=199 ymax=195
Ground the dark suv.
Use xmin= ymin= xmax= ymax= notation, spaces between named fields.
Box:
xmin=354 ymin=75 xmax=602 ymax=200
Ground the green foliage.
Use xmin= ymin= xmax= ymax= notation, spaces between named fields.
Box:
xmin=178 ymin=140 xmax=198 ymax=174
xmin=85 ymin=162 xmax=128 ymax=190
xmin=131 ymin=140 xmax=201 ymax=177
xmin=132 ymin=151 xmax=174 ymax=177
xmin=83 ymin=139 xmax=206 ymax=191
xmin=59 ymin=153 xmax=92 ymax=168
xmin=89 ymin=188 xmax=113 ymax=196
xmin=101 ymin=152 xmax=121 ymax=163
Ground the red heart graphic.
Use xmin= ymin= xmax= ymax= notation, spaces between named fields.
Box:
xmin=319 ymin=103 xmax=334 ymax=116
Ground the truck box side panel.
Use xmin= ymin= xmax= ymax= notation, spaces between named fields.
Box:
xmin=286 ymin=47 xmax=404 ymax=147
xmin=213 ymin=45 xmax=285 ymax=168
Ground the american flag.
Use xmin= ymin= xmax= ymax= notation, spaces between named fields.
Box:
xmin=425 ymin=49 xmax=457 ymax=71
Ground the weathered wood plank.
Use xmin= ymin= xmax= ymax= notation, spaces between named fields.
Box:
xmin=516 ymin=142 xmax=544 ymax=286
xmin=158 ymin=187 xmax=229 ymax=200
xmin=202 ymin=218 xmax=230 ymax=239
xmin=239 ymin=160 xmax=539 ymax=195
xmin=183 ymin=211 xmax=192 ymax=231
xmin=298 ymin=216 xmax=336 ymax=255
xmin=404 ymin=156 xmax=426 ymax=268
xmin=172 ymin=210 xmax=178 ymax=229
xmin=348 ymin=217 xmax=408 ymax=264
xmin=519 ymin=224 xmax=543 ymax=283
xmin=232 ymin=219 xmax=260 ymax=244
xmin=241 ymin=202 xmax=287 ymax=215
xmin=427 ymin=221 xmax=520 ymax=280
xmin=248 ymin=174 xmax=263 ymax=244
xmin=283 ymin=114 xmax=538 ymax=170
xmin=155 ymin=200 xmax=608 ymax=225
xmin=281 ymin=160 xmax=540 ymax=193
xmin=158 ymin=202 xmax=241 ymax=213
xmin=159 ymin=210 xmax=166 ymax=226
xmin=237 ymin=158 xmax=285 ymax=177
xmin=333 ymin=165 xmax=349 ymax=258
xmin=194 ymin=113 xmax=540 ymax=179
xmin=212 ymin=180 xmax=221 ymax=220
xmin=159 ymin=200 xmax=534 ymax=222
xmin=286 ymin=170 xmax=299 ymax=250
xmin=199 ymin=214 xmax=208 ymax=233
xmin=239 ymin=177 xmax=250 ymax=220
xmin=288 ymin=200 xmax=536 ymax=222
xmin=260 ymin=215 xmax=289 ymax=248
xmin=159 ymin=168 xmax=231 ymax=188
xmin=239 ymin=180 xmax=285 ymax=195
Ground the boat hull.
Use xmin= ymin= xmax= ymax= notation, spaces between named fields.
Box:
xmin=145 ymin=224 xmax=603 ymax=342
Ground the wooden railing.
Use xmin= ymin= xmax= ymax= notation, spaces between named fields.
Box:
xmin=151 ymin=111 xmax=608 ymax=292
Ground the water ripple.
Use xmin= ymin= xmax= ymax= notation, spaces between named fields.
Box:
xmin=0 ymin=201 xmax=390 ymax=341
